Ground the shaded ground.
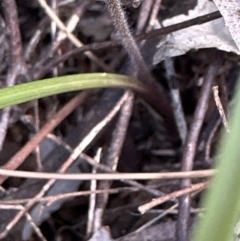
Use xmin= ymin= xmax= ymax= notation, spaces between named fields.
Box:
xmin=0 ymin=0 xmax=239 ymax=241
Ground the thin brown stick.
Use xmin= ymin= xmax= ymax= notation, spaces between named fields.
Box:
xmin=87 ymin=149 xmax=101 ymax=235
xmin=177 ymin=64 xmax=218 ymax=241
xmin=33 ymin=101 xmax=42 ymax=171
xmin=2 ymin=0 xmax=24 ymax=68
xmin=82 ymin=153 xmax=164 ymax=196
xmin=36 ymin=0 xmax=91 ymax=71
xmin=24 ymin=18 xmax=49 ymax=61
xmin=137 ymin=11 xmax=222 ymax=41
xmin=0 ymin=174 xmax=60 ymax=239
xmin=212 ymin=85 xmax=229 ymax=131
xmin=147 ymin=0 xmax=162 ymax=31
xmin=136 ymin=0 xmax=154 ymax=34
xmin=0 ymin=169 xmax=215 ymax=181
xmin=0 ymin=205 xmax=47 ymax=241
xmin=0 ymin=91 xmax=128 ymax=239
xmin=165 ymin=58 xmax=187 ymax=144
xmin=0 ymin=187 xmax=139 ymax=205
xmin=136 ymin=203 xmax=178 ymax=233
xmin=0 ymin=91 xmax=89 ymax=184
xmin=94 ymin=91 xmax=134 ymax=230
xmin=36 ymin=0 xmax=111 ymax=71
xmin=139 ymin=182 xmax=207 ymax=214
xmin=0 ymin=0 xmax=28 ymax=150
xmin=34 ymin=11 xmax=222 ymax=80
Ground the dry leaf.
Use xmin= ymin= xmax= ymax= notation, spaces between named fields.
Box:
xmin=212 ymin=0 xmax=240 ymax=50
xmin=153 ymin=0 xmax=240 ymax=64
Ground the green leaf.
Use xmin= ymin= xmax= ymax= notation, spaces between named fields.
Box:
xmin=193 ymin=77 xmax=240 ymax=241
xmin=0 ymin=73 xmax=146 ymax=109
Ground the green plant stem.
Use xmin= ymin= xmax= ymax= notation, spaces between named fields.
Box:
xmin=0 ymin=73 xmax=145 ymax=109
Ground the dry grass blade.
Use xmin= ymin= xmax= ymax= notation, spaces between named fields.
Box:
xmin=0 ymin=169 xmax=214 ymax=181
